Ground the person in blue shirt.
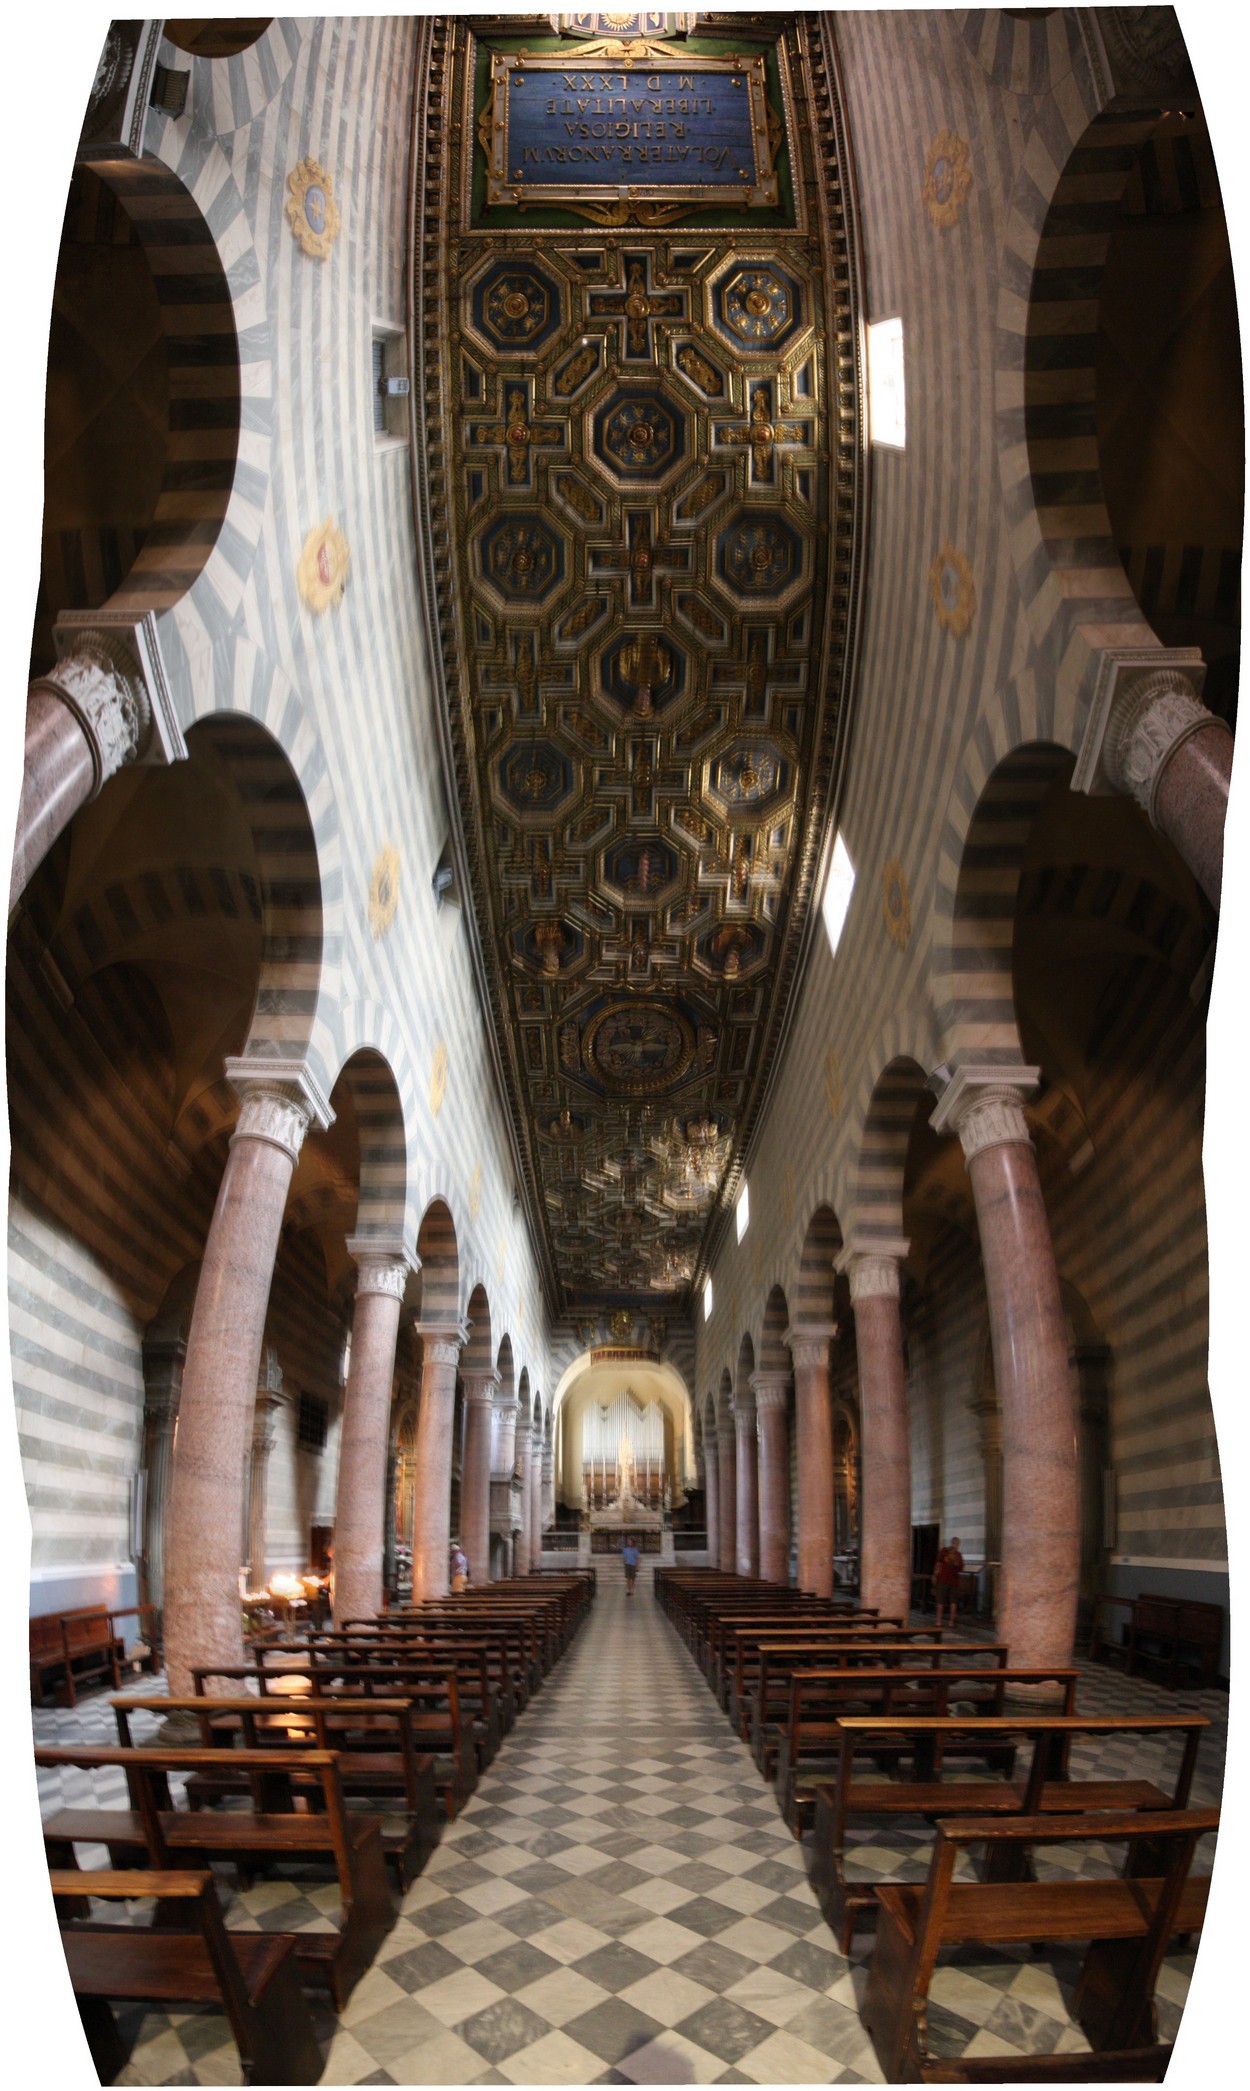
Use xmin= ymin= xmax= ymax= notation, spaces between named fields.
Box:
xmin=622 ymin=1538 xmax=640 ymax=1595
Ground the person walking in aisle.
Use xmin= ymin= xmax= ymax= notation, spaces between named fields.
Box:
xmin=622 ymin=1536 xmax=640 ymax=1596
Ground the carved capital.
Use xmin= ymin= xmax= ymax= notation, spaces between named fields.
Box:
xmin=750 ymin=1370 xmax=790 ymax=1415
xmin=227 ymin=1058 xmax=334 ymax=1165
xmin=929 ymin=1065 xmax=1038 ymax=1163
xmin=1074 ymin=647 xmax=1220 ymax=825
xmin=462 ymin=1369 xmax=501 ymax=1406
xmin=32 ymin=635 xmax=150 ymax=795
xmin=839 ymin=1236 xmax=908 ymax=1303
xmin=350 ymin=1249 xmax=412 ymax=1301
xmin=731 ymin=1389 xmax=757 ymax=1431
xmin=417 ymin=1320 xmax=469 ymax=1370
xmin=784 ymin=1322 xmax=837 ymax=1371
xmin=716 ymin=1420 xmax=737 ymax=1450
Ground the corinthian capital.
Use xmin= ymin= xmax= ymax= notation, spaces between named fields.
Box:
xmin=416 ymin=1321 xmax=470 ymax=1370
xmin=1074 ymin=646 xmax=1223 ymax=825
xmin=32 ymin=635 xmax=151 ymax=794
xmin=226 ymin=1058 xmax=335 ymax=1165
xmin=350 ymin=1249 xmax=413 ymax=1301
xmin=462 ymin=1369 xmax=502 ymax=1406
xmin=784 ymin=1322 xmax=837 ymax=1371
xmin=838 ymin=1237 xmax=908 ymax=1304
xmin=929 ymin=1065 xmax=1038 ymax=1163
xmin=749 ymin=1370 xmax=790 ymax=1415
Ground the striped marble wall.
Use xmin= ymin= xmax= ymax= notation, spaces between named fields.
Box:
xmin=695 ymin=8 xmax=1228 ymax=1610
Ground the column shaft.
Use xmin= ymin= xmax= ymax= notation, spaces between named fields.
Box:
xmin=461 ymin=1374 xmax=499 ymax=1590
xmin=530 ymin=1440 xmax=543 ymax=1570
xmin=934 ymin=1077 xmax=1079 ymax=1676
xmin=734 ymin=1407 xmax=759 ymax=1578
xmin=410 ymin=1328 xmax=466 ymax=1601
xmin=703 ymin=1436 xmax=720 ymax=1564
xmin=12 ymin=690 xmax=98 ymax=910
xmin=716 ymin=1427 xmax=737 ymax=1574
xmin=332 ymin=1249 xmax=410 ymax=1627
xmin=515 ymin=1423 xmax=533 ymax=1575
xmin=1154 ymin=722 xmax=1233 ymax=907
xmin=163 ymin=1077 xmax=324 ymax=1697
xmin=786 ymin=1327 xmax=836 ymax=1597
xmin=846 ymin=1255 xmax=912 ymax=1623
xmin=752 ymin=1376 xmax=790 ymax=1585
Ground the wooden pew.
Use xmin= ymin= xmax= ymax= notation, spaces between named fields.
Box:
xmin=51 ymin=1867 xmax=323 ymax=2085
xmin=773 ymin=1648 xmax=1016 ymax=1829
xmin=750 ymin=1643 xmax=1011 ymax=1775
xmin=334 ymin=1618 xmax=530 ymax=1716
xmin=305 ymin=1634 xmax=507 ymax=1760
xmin=725 ymin=1622 xmax=945 ymax=1735
xmin=808 ymin=1709 xmax=1205 ymax=1950
xmin=112 ymin=1692 xmax=442 ymax=1887
xmin=860 ymin=1806 xmax=1217 ymax=2082
xmin=39 ymin=1743 xmax=396 ymax=2010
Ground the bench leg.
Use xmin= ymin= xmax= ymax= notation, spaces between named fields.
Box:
xmin=1074 ymin=1938 xmax=1158 ymax=2051
xmin=241 ymin=1947 xmax=324 ymax=2085
xmin=862 ymin=1901 xmax=924 ymax=2082
xmin=75 ymin=1996 xmax=130 ymax=2084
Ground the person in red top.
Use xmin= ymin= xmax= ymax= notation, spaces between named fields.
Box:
xmin=933 ymin=1536 xmax=964 ymax=1628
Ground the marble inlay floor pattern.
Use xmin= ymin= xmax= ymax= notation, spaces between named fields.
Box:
xmin=34 ymin=1567 xmax=1223 ymax=2085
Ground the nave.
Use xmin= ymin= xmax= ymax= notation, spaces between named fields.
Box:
xmin=34 ymin=1565 xmax=1222 ymax=2087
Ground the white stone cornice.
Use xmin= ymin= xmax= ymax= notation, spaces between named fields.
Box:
xmin=1074 ymin=646 xmax=1217 ymax=823
xmin=929 ymin=1065 xmax=1038 ymax=1163
xmin=784 ymin=1322 xmax=837 ymax=1370
xmin=750 ymin=1370 xmax=790 ymax=1415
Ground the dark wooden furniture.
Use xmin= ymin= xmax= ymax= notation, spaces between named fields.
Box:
xmin=808 ymin=1710 xmax=1206 ymax=1950
xmin=39 ymin=1743 xmax=396 ymax=2010
xmin=1088 ymin=1592 xmax=1223 ymax=1690
xmin=861 ymin=1806 xmax=1217 ymax=2082
xmin=51 ymin=1867 xmax=323 ymax=2085
xmin=30 ymin=1602 xmax=161 ymax=1707
xmin=748 ymin=1640 xmax=1008 ymax=1775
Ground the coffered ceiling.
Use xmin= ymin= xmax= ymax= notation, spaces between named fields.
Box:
xmin=411 ymin=14 xmax=865 ymax=1314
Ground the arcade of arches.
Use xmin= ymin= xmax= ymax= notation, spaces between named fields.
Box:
xmin=5 ymin=11 xmax=1240 ymax=2086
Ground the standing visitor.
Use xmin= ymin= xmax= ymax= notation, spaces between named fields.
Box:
xmin=450 ymin=1540 xmax=469 ymax=1593
xmin=622 ymin=1536 xmax=640 ymax=1596
xmin=933 ymin=1535 xmax=964 ymax=1627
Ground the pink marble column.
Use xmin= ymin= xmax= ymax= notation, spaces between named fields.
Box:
xmin=331 ymin=1241 xmax=413 ymax=1628
xmin=514 ymin=1413 xmax=533 ymax=1576
xmin=1094 ymin=666 xmax=1233 ymax=908
xmin=932 ymin=1071 xmax=1079 ymax=1679
xmin=702 ymin=1431 xmax=720 ymax=1565
xmin=733 ymin=1392 xmax=760 ymax=1578
xmin=492 ymin=1394 xmax=520 ymax=1578
xmin=163 ymin=1064 xmax=331 ymax=1698
xmin=10 ymin=638 xmax=151 ymax=914
xmin=410 ymin=1321 xmax=469 ymax=1601
xmin=785 ymin=1325 xmax=837 ymax=1597
xmin=841 ymin=1244 xmax=913 ymax=1624
xmin=460 ymin=1369 xmax=500 ymax=1590
xmin=530 ymin=1428 xmax=543 ymax=1570
xmin=751 ymin=1371 xmax=791 ymax=1585
xmin=716 ymin=1421 xmax=737 ymax=1574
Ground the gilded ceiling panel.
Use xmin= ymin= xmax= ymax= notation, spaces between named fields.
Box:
xmin=411 ymin=15 xmax=865 ymax=1311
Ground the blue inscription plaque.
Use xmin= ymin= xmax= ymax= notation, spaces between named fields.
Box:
xmin=483 ymin=50 xmax=779 ymax=211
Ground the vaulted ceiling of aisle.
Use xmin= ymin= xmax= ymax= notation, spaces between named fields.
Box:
xmin=411 ymin=13 xmax=864 ymax=1315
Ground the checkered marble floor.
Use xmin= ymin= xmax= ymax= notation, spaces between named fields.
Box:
xmin=33 ymin=1570 xmax=1224 ymax=2085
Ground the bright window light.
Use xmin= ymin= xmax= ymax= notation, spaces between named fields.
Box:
xmin=703 ymin=1275 xmax=714 ymax=1321
xmin=735 ymin=1180 xmax=750 ymax=1243
xmin=821 ymin=831 xmax=856 ymax=958
xmin=867 ymin=316 xmax=905 ymax=448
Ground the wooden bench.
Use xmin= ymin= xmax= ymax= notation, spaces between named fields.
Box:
xmin=861 ymin=1806 xmax=1217 ymax=2081
xmin=739 ymin=1635 xmax=999 ymax=1761
xmin=717 ymin=1615 xmax=918 ymax=1714
xmin=1089 ymin=1592 xmax=1223 ymax=1690
xmin=772 ymin=1650 xmax=1017 ymax=1829
xmin=112 ymin=1693 xmax=442 ymax=1889
xmin=303 ymin=1635 xmax=507 ymax=1762
xmin=39 ymin=1743 xmax=396 ymax=2010
xmin=51 ymin=1867 xmax=322 ymax=2085
xmin=808 ymin=1709 xmax=1205 ymax=1950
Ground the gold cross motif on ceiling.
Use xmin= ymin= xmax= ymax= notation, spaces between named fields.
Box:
xmin=588 ymin=253 xmax=688 ymax=362
xmin=717 ymin=381 xmax=814 ymax=485
xmin=467 ymin=380 xmax=565 ymax=488
xmin=588 ymin=508 xmax=692 ymax=611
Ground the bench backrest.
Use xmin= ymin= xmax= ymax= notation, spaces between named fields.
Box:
xmin=831 ymin=1712 xmax=1208 ymax=1806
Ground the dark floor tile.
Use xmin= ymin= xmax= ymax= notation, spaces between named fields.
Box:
xmin=357 ymin=2073 xmax=398 ymax=2086
xmin=562 ymin=1996 xmax=664 ymax=2065
xmin=769 ymin=1936 xmax=846 ymax=1990
xmin=660 ymin=1893 xmax=741 ymax=1939
xmin=922 ymin=2000 xmax=981 ymax=2060
xmin=457 ymin=1997 xmax=554 ymax=2064
xmin=508 ymin=1858 xmax=578 ymax=1894
xmin=671 ymin=1939 xmax=761 ymax=1994
xmin=573 ymin=1940 xmax=662 ymax=1993
xmin=753 ymin=1891 xmax=821 ymax=1938
xmin=675 ymin=1998 xmax=775 ymax=2063
xmin=381 ymin=1937 xmax=465 ymax=1992
xmin=474 ymin=1940 xmax=563 ymax=1993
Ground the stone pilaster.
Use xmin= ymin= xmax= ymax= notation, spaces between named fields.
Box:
xmin=840 ymin=1240 xmax=912 ymax=1623
xmin=750 ymin=1371 xmax=790 ymax=1585
xmin=785 ymin=1323 xmax=838 ymax=1596
xmin=410 ymin=1321 xmax=470 ymax=1600
xmin=332 ymin=1240 xmax=414 ymax=1626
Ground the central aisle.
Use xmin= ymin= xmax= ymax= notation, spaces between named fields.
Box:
xmin=329 ymin=1563 xmax=882 ymax=2084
